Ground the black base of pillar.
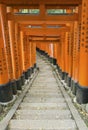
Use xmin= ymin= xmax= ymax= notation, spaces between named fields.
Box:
xmin=31 ymin=67 xmax=34 ymax=73
xmin=11 ymin=80 xmax=17 ymax=95
xmin=46 ymin=54 xmax=49 ymax=60
xmin=42 ymin=51 xmax=46 ymax=56
xmin=67 ymin=75 xmax=71 ymax=87
xmin=44 ymin=52 xmax=48 ymax=57
xmin=53 ymin=58 xmax=57 ymax=65
xmin=48 ymin=55 xmax=50 ymax=60
xmin=0 ymin=82 xmax=13 ymax=102
xmin=71 ymin=79 xmax=77 ymax=95
xmin=61 ymin=72 xmax=66 ymax=80
xmin=49 ymin=57 xmax=53 ymax=64
xmin=48 ymin=56 xmax=50 ymax=61
xmin=29 ymin=68 xmax=33 ymax=75
xmin=71 ymin=79 xmax=74 ymax=90
xmin=59 ymin=68 xmax=62 ymax=78
xmin=56 ymin=64 xmax=59 ymax=70
xmin=57 ymin=65 xmax=60 ymax=72
xmin=49 ymin=57 xmax=57 ymax=65
xmin=28 ymin=69 xmax=31 ymax=77
xmin=64 ymin=73 xmax=68 ymax=83
xmin=16 ymin=78 xmax=22 ymax=90
xmin=34 ymin=63 xmax=37 ymax=69
xmin=21 ymin=74 xmax=25 ymax=86
xmin=24 ymin=70 xmax=29 ymax=79
xmin=76 ymin=84 xmax=88 ymax=104
xmin=41 ymin=50 xmax=45 ymax=55
xmin=36 ymin=47 xmax=39 ymax=51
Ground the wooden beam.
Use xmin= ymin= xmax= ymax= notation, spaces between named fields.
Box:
xmin=10 ymin=5 xmax=76 ymax=9
xmin=7 ymin=13 xmax=78 ymax=22
xmin=19 ymin=23 xmax=66 ymax=27
xmin=0 ymin=0 xmax=82 ymax=6
xmin=11 ymin=5 xmax=39 ymax=9
xmin=28 ymin=35 xmax=60 ymax=42
xmin=31 ymin=37 xmax=59 ymax=39
xmin=29 ymin=35 xmax=60 ymax=38
xmin=23 ymin=27 xmax=69 ymax=36
xmin=29 ymin=40 xmax=60 ymax=42
xmin=18 ymin=21 xmax=73 ymax=24
xmin=45 ymin=5 xmax=76 ymax=9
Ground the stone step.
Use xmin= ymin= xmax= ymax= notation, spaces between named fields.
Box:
xmin=33 ymin=81 xmax=57 ymax=84
xmin=33 ymin=81 xmax=56 ymax=83
xmin=28 ymin=90 xmax=60 ymax=94
xmin=25 ymin=93 xmax=62 ymax=98
xmin=38 ymin=72 xmax=53 ymax=77
xmin=38 ymin=73 xmax=53 ymax=76
xmin=37 ymin=66 xmax=52 ymax=68
xmin=9 ymin=119 xmax=77 ymax=130
xmin=15 ymin=110 xmax=71 ymax=120
xmin=8 ymin=55 xmax=77 ymax=130
xmin=27 ymin=90 xmax=61 ymax=95
xmin=38 ymin=73 xmax=53 ymax=75
xmin=40 ymin=69 xmax=52 ymax=71
xmin=25 ymin=94 xmax=62 ymax=99
xmin=23 ymin=97 xmax=65 ymax=103
xmin=29 ymin=87 xmax=59 ymax=90
xmin=31 ymin=86 xmax=59 ymax=89
xmin=19 ymin=103 xmax=68 ymax=110
xmin=34 ymin=78 xmax=56 ymax=80
xmin=31 ymin=84 xmax=58 ymax=87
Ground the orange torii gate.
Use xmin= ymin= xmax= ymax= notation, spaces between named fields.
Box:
xmin=0 ymin=0 xmax=88 ymax=105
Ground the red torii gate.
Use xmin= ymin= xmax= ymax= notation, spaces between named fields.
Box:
xmin=0 ymin=0 xmax=88 ymax=105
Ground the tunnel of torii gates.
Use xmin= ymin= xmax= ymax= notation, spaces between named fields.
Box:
xmin=0 ymin=0 xmax=87 ymax=105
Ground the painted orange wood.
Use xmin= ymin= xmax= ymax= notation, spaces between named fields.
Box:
xmin=0 ymin=4 xmax=13 ymax=81
xmin=0 ymin=19 xmax=9 ymax=84
xmin=64 ymin=32 xmax=69 ymax=74
xmin=78 ymin=0 xmax=88 ymax=87
xmin=0 ymin=0 xmax=81 ymax=6
xmin=60 ymin=32 xmax=65 ymax=73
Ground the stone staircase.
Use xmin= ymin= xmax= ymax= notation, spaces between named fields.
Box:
xmin=8 ymin=55 xmax=77 ymax=130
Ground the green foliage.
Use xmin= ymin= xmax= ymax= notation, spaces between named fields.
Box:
xmin=47 ymin=9 xmax=66 ymax=14
xmin=20 ymin=9 xmax=66 ymax=14
xmin=20 ymin=9 xmax=39 ymax=14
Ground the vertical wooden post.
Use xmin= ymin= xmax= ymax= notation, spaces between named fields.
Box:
xmin=30 ymin=41 xmax=34 ymax=73
xmin=46 ymin=43 xmax=50 ymax=58
xmin=26 ymin=36 xmax=32 ymax=76
xmin=20 ymin=31 xmax=24 ymax=75
xmin=44 ymin=43 xmax=48 ymax=56
xmin=57 ymin=39 xmax=61 ymax=73
xmin=53 ymin=43 xmax=57 ymax=65
xmin=32 ymin=41 xmax=36 ymax=70
xmin=7 ymin=7 xmax=18 ymax=93
xmin=71 ymin=21 xmax=79 ymax=94
xmin=22 ymin=33 xmax=29 ymax=79
xmin=70 ymin=7 xmax=79 ymax=95
xmin=0 ymin=4 xmax=13 ymax=102
xmin=8 ymin=21 xmax=18 ymax=94
xmin=8 ymin=21 xmax=22 ymax=90
xmin=1 ymin=6 xmax=13 ymax=82
xmin=16 ymin=24 xmax=25 ymax=86
xmin=67 ymin=23 xmax=74 ymax=86
xmin=60 ymin=32 xmax=66 ymax=80
xmin=49 ymin=43 xmax=54 ymax=63
xmin=64 ymin=31 xmax=69 ymax=82
xmin=76 ymin=0 xmax=88 ymax=104
xmin=8 ymin=22 xmax=20 ymax=82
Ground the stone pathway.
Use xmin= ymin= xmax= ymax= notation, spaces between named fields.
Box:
xmin=9 ymin=55 xmax=77 ymax=130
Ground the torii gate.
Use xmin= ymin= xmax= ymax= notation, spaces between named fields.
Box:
xmin=0 ymin=0 xmax=88 ymax=105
